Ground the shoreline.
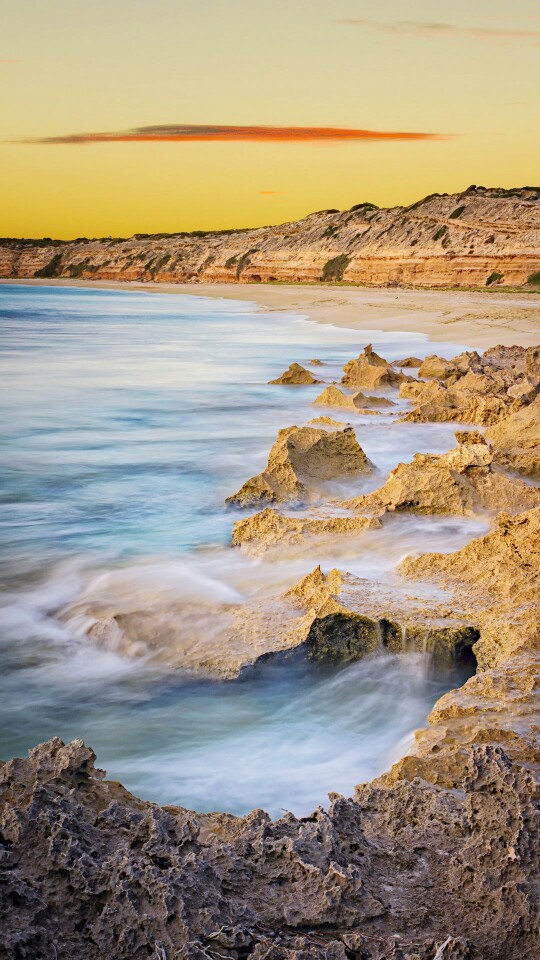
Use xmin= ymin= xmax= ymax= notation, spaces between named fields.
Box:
xmin=2 ymin=276 xmax=540 ymax=349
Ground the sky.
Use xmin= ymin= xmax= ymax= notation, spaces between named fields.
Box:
xmin=1 ymin=0 xmax=539 ymax=238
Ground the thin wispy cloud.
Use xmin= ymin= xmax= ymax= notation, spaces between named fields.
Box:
xmin=336 ymin=19 xmax=540 ymax=44
xmin=20 ymin=123 xmax=447 ymax=145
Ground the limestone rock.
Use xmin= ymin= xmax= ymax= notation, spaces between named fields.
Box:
xmin=485 ymin=395 xmax=540 ymax=477
xmin=2 ymin=732 xmax=538 ymax=960
xmin=344 ymin=431 xmax=540 ymax=518
xmin=231 ymin=506 xmax=380 ymax=556
xmin=342 ymin=344 xmax=410 ymax=389
xmin=314 ymin=384 xmax=395 ymax=412
xmin=418 ymin=355 xmax=459 ymax=380
xmin=393 ymin=356 xmax=422 ymax=368
xmin=400 ymin=344 xmax=540 ymax=426
xmin=268 ymin=362 xmax=321 ymax=385
xmin=401 ymin=507 xmax=540 ymax=669
xmin=226 ymin=423 xmax=371 ymax=508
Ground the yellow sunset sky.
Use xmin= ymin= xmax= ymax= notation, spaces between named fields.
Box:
xmin=1 ymin=0 xmax=539 ymax=238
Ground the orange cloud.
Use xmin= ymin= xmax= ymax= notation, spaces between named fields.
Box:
xmin=20 ymin=123 xmax=446 ymax=145
xmin=336 ymin=19 xmax=540 ymax=44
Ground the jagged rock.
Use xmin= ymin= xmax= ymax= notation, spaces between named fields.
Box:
xmin=343 ymin=432 xmax=540 ymax=518
xmin=268 ymin=362 xmax=322 ymax=385
xmin=232 ymin=506 xmax=380 ymax=556
xmin=226 ymin=423 xmax=371 ymax=508
xmin=287 ymin=567 xmax=478 ymax=668
xmin=342 ymin=344 xmax=411 ymax=389
xmin=400 ymin=345 xmax=540 ymax=426
xmin=309 ymin=358 xmax=323 ymax=365
xmin=485 ymin=395 xmax=540 ymax=477
xmin=401 ymin=507 xmax=540 ymax=669
xmin=400 ymin=378 xmax=509 ymax=425
xmin=314 ymin=384 xmax=395 ymax=412
xmin=1 ymin=732 xmax=538 ymax=960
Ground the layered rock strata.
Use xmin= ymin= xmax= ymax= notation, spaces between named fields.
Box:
xmin=2 ymin=185 xmax=539 ymax=288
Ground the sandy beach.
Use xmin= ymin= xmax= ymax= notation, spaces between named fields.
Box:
xmin=3 ymin=278 xmax=539 ymax=350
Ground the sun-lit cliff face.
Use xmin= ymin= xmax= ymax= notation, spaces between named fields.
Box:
xmin=2 ymin=185 xmax=540 ymax=289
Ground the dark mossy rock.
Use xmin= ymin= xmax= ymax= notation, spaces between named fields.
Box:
xmin=306 ymin=611 xmax=479 ymax=668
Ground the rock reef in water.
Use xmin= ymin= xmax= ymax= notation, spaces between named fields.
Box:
xmin=226 ymin=422 xmax=371 ymax=508
xmin=268 ymin=362 xmax=322 ymax=385
xmin=343 ymin=431 xmax=540 ymax=518
xmin=401 ymin=344 xmax=540 ymax=426
xmin=232 ymin=506 xmax=380 ymax=556
xmin=314 ymin=384 xmax=395 ymax=412
xmin=341 ymin=344 xmax=412 ymax=389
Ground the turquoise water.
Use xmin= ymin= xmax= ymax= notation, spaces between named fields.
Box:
xmin=0 ymin=284 xmax=481 ymax=816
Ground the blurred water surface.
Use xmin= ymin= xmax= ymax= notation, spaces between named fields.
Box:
xmin=0 ymin=284 xmax=478 ymax=816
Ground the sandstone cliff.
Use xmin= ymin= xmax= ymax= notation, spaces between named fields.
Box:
xmin=2 ymin=185 xmax=540 ymax=289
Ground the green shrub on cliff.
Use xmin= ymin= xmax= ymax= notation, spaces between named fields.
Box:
xmin=34 ymin=253 xmax=63 ymax=278
xmin=236 ymin=249 xmax=258 ymax=278
xmin=433 ymin=226 xmax=447 ymax=242
xmin=321 ymin=254 xmax=350 ymax=282
xmin=486 ymin=271 xmax=504 ymax=286
xmin=449 ymin=205 xmax=466 ymax=219
xmin=527 ymin=271 xmax=540 ymax=285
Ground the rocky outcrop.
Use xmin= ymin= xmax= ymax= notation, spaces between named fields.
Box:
xmin=401 ymin=344 xmax=540 ymax=425
xmin=344 ymin=431 xmax=540 ymax=518
xmin=232 ymin=506 xmax=380 ymax=556
xmin=2 ymin=185 xmax=540 ymax=289
xmin=226 ymin=422 xmax=371 ymax=508
xmin=485 ymin=395 xmax=540 ymax=477
xmin=268 ymin=363 xmax=322 ymax=385
xmin=401 ymin=507 xmax=540 ymax=669
xmin=341 ymin=344 xmax=411 ymax=389
xmin=314 ymin=384 xmax=395 ymax=412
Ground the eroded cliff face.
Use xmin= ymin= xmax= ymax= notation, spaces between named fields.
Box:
xmin=2 ymin=185 xmax=540 ymax=289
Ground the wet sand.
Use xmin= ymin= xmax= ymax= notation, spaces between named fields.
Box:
xmin=2 ymin=278 xmax=539 ymax=349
